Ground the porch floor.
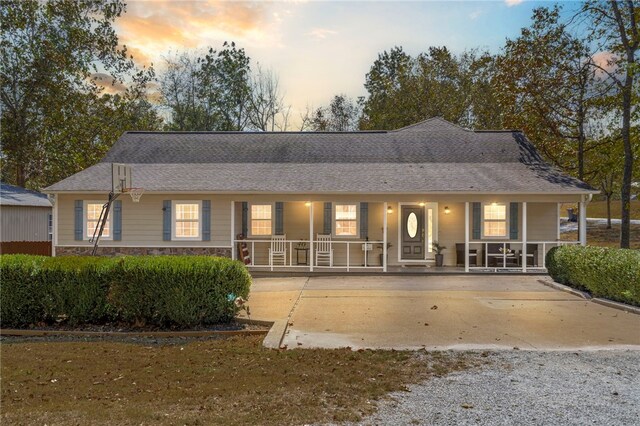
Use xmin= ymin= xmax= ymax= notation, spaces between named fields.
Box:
xmin=248 ymin=265 xmax=549 ymax=277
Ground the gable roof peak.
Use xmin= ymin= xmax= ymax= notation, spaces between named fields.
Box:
xmin=392 ymin=117 xmax=471 ymax=133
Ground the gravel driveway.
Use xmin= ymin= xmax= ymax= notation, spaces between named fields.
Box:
xmin=353 ymin=350 xmax=640 ymax=426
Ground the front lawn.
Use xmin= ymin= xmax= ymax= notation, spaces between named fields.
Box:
xmin=1 ymin=336 xmax=474 ymax=425
xmin=561 ymin=222 xmax=640 ymax=249
xmin=560 ymin=200 xmax=640 ymax=220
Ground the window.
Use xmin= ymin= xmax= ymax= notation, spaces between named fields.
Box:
xmin=483 ymin=203 xmax=507 ymax=237
xmin=48 ymin=214 xmax=53 ymax=241
xmin=86 ymin=202 xmax=110 ymax=239
xmin=251 ymin=204 xmax=272 ymax=236
xmin=335 ymin=204 xmax=358 ymax=237
xmin=173 ymin=202 xmax=201 ymax=240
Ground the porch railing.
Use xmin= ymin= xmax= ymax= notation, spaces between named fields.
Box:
xmin=234 ymin=239 xmax=384 ymax=271
xmin=467 ymin=240 xmax=580 ymax=271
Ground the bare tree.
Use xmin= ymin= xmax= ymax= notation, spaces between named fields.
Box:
xmin=275 ymin=105 xmax=292 ymax=131
xmin=158 ymin=52 xmax=202 ymax=130
xmin=247 ymin=65 xmax=291 ymax=131
xmin=298 ymin=104 xmax=315 ymax=131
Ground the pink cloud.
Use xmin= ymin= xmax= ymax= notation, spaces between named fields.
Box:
xmin=116 ymin=1 xmax=271 ymax=67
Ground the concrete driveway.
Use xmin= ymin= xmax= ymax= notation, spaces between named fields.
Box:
xmin=244 ymin=275 xmax=640 ymax=350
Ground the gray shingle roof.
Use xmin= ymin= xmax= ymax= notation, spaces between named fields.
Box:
xmin=1 ymin=183 xmax=52 ymax=207
xmin=46 ymin=118 xmax=595 ymax=194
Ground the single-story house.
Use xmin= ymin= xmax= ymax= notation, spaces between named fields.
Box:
xmin=0 ymin=182 xmax=53 ymax=255
xmin=44 ymin=118 xmax=597 ymax=272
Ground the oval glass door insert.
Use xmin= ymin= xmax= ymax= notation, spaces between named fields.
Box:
xmin=407 ymin=212 xmax=418 ymax=238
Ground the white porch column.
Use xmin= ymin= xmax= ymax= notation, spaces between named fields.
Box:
xmin=309 ymin=202 xmax=314 ymax=272
xmin=383 ymin=202 xmax=388 ymax=273
xmin=230 ymin=201 xmax=236 ymax=260
xmin=556 ymin=203 xmax=561 ymax=240
xmin=579 ymin=198 xmax=587 ymax=246
xmin=464 ymin=202 xmax=470 ymax=273
xmin=522 ymin=202 xmax=527 ymax=273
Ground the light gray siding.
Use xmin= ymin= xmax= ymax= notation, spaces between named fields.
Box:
xmin=0 ymin=205 xmax=51 ymax=242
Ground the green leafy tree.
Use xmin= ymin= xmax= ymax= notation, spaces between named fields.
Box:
xmin=580 ymin=0 xmax=638 ymax=248
xmin=587 ymin=134 xmax=623 ymax=228
xmin=301 ymin=94 xmax=361 ymax=131
xmin=158 ymin=52 xmax=206 ymax=131
xmin=0 ymin=0 xmax=159 ymax=189
xmin=160 ymin=42 xmax=252 ymax=131
xmin=494 ymin=6 xmax=605 ymax=182
xmin=198 ymin=42 xmax=251 ymax=131
xmin=360 ymin=46 xmax=413 ymax=130
xmin=360 ymin=46 xmax=501 ymax=130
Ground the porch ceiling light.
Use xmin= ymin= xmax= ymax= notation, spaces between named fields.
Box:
xmin=444 ymin=206 xmax=451 ymax=214
xmin=419 ymin=202 xmax=425 ymax=207
xmin=305 ymin=202 xmax=311 ymax=207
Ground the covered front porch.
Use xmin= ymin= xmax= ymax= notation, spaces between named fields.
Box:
xmin=230 ymin=195 xmax=587 ymax=273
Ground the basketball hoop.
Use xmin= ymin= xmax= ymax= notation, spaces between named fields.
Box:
xmin=126 ymin=187 xmax=145 ymax=203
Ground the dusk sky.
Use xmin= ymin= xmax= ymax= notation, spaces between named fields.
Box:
xmin=115 ymin=0 xmax=580 ymax=122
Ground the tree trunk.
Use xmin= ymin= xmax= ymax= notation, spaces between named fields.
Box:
xmin=620 ymin=79 xmax=633 ymax=248
xmin=15 ymin=162 xmax=26 ymax=188
xmin=609 ymin=0 xmax=636 ymax=249
xmin=577 ymin=98 xmax=585 ymax=181
xmin=606 ymin=194 xmax=612 ymax=229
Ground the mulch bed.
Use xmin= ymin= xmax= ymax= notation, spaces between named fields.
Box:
xmin=0 ymin=320 xmax=271 ymax=344
xmin=8 ymin=320 xmax=266 ymax=333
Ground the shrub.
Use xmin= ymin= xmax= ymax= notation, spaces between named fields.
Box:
xmin=42 ymin=256 xmax=118 ymax=325
xmin=0 ymin=255 xmax=48 ymax=327
xmin=0 ymin=255 xmax=251 ymax=328
xmin=110 ymin=256 xmax=251 ymax=327
xmin=546 ymin=245 xmax=640 ymax=306
xmin=545 ymin=247 xmax=566 ymax=284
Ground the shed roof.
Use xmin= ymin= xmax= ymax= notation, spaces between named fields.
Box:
xmin=45 ymin=118 xmax=595 ymax=194
xmin=1 ymin=183 xmax=52 ymax=207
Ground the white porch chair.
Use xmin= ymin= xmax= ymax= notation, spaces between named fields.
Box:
xmin=269 ymin=234 xmax=286 ymax=269
xmin=315 ymin=234 xmax=333 ymax=267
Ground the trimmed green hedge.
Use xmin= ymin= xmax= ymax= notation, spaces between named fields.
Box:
xmin=0 ymin=255 xmax=251 ymax=328
xmin=545 ymin=245 xmax=640 ymax=306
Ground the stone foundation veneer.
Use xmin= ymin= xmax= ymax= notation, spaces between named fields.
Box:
xmin=55 ymin=246 xmax=232 ymax=257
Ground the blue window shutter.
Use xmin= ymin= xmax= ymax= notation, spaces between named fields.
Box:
xmin=202 ymin=200 xmax=211 ymax=241
xmin=275 ymin=202 xmax=284 ymax=235
xmin=74 ymin=200 xmax=83 ymax=241
xmin=472 ymin=202 xmax=481 ymax=240
xmin=163 ymin=200 xmax=171 ymax=241
xmin=510 ymin=202 xmax=519 ymax=240
xmin=360 ymin=203 xmax=368 ymax=239
xmin=241 ymin=202 xmax=248 ymax=237
xmin=113 ymin=200 xmax=122 ymax=241
xmin=323 ymin=202 xmax=332 ymax=234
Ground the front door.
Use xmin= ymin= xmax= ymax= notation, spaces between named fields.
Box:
xmin=401 ymin=205 xmax=424 ymax=260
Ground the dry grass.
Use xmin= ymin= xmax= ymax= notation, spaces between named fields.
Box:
xmin=1 ymin=336 xmax=474 ymax=425
xmin=560 ymin=200 xmax=640 ymax=220
xmin=561 ymin=222 xmax=640 ymax=249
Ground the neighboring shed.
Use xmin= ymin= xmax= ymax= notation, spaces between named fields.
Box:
xmin=0 ymin=183 xmax=52 ymax=255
